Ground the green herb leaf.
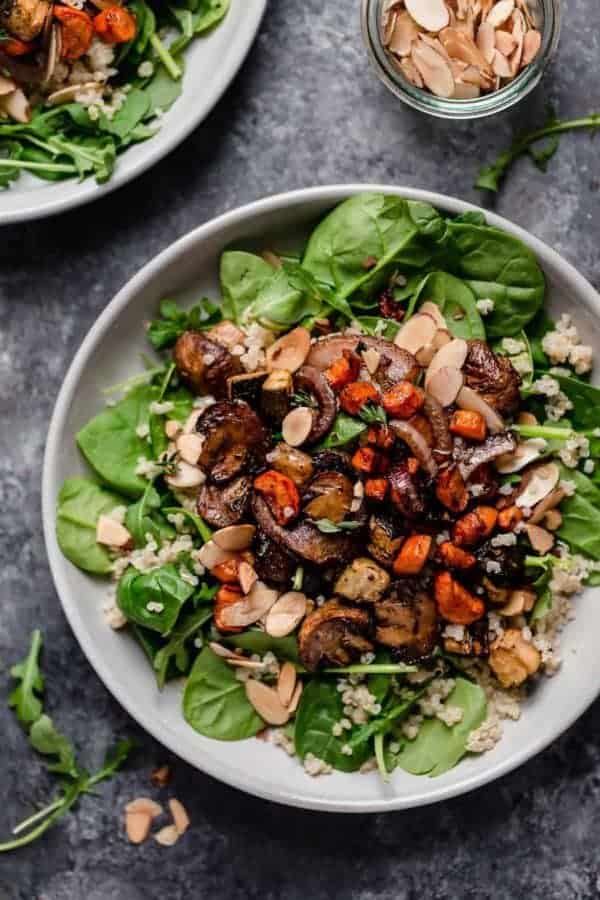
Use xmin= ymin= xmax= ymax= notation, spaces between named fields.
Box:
xmin=154 ymin=605 xmax=214 ymax=689
xmin=147 ymin=297 xmax=221 ymax=350
xmin=29 ymin=715 xmax=81 ymax=779
xmin=318 ymin=412 xmax=366 ymax=449
xmin=358 ymin=402 xmax=387 ymax=426
xmin=8 ymin=630 xmax=44 ymax=727
xmin=312 ymin=518 xmax=362 ymax=534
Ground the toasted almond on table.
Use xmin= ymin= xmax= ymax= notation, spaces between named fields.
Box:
xmin=246 ymin=680 xmax=291 ymax=725
xmin=265 ymin=591 xmax=308 ymax=638
xmin=282 ymin=407 xmax=314 ymax=447
xmin=169 ymin=798 xmax=190 ymax=835
xmin=96 ymin=516 xmax=132 ymax=549
xmin=125 ymin=797 xmax=163 ymax=817
xmin=405 ymin=0 xmax=450 ymax=32
xmin=266 ymin=327 xmax=311 ymax=373
xmin=154 ymin=824 xmax=181 ymax=847
xmin=411 ymin=42 xmax=455 ymax=97
xmin=394 ymin=312 xmax=438 ymax=354
xmin=277 ymin=661 xmax=298 ymax=707
xmin=213 ymin=524 xmax=255 ymax=551
xmin=150 ymin=765 xmax=172 ymax=788
xmin=126 ymin=812 xmax=153 ymax=845
xmin=426 ymin=366 xmax=464 ymax=407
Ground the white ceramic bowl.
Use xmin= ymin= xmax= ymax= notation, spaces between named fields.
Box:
xmin=0 ymin=0 xmax=266 ymax=226
xmin=42 ymin=185 xmax=600 ymax=813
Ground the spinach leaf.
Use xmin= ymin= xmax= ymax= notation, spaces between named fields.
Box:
xmin=554 ymin=375 xmax=600 ymax=430
xmin=525 ymin=309 xmax=553 ymax=370
xmin=183 ymin=647 xmax=264 ymax=740
xmin=526 ymin=556 xmax=555 ymax=623
xmin=557 ymin=470 xmax=600 ymax=561
xmin=154 ymin=606 xmax=214 ymax=689
xmin=117 ymin=564 xmax=196 ymax=635
xmin=169 ymin=0 xmax=230 ymax=54
xmin=8 ymin=630 xmax=44 ymax=726
xmin=317 ymin=412 xmax=366 ymax=448
xmin=147 ymin=297 xmax=221 ymax=350
xmin=29 ymin=715 xmax=80 ymax=779
xmin=99 ymin=89 xmax=150 ymax=140
xmin=453 ymin=211 xmax=487 ymax=226
xmin=77 ymin=384 xmax=156 ymax=498
xmin=125 ymin=484 xmax=175 ymax=547
xmin=294 ymin=679 xmax=372 ymax=772
xmin=222 ymin=631 xmax=300 ymax=663
xmin=143 ymin=64 xmax=183 ymax=116
xmin=445 ymin=223 xmax=545 ymax=338
xmin=411 ymin=271 xmax=486 ymax=339
xmin=396 ymin=677 xmax=487 ymax=777
xmin=56 ymin=478 xmax=125 ymax=575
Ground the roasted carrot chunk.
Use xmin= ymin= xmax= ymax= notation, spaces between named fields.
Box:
xmin=325 ymin=350 xmax=361 ymax=392
xmin=366 ymin=424 xmax=395 ymax=450
xmin=436 ymin=466 xmax=469 ymax=513
xmin=94 ymin=5 xmax=137 ymax=43
xmin=253 ymin=469 xmax=300 ymax=525
xmin=438 ymin=542 xmax=476 ymax=570
xmin=393 ymin=534 xmax=432 ymax=575
xmin=497 ymin=505 xmax=523 ymax=531
xmin=0 ymin=37 xmax=33 ymax=55
xmin=453 ymin=505 xmax=498 ymax=547
xmin=406 ymin=456 xmax=420 ymax=476
xmin=434 ymin=571 xmax=485 ymax=625
xmin=339 ymin=381 xmax=379 ymax=415
xmin=449 ymin=409 xmax=487 ymax=442
xmin=364 ymin=477 xmax=388 ymax=501
xmin=351 ymin=446 xmax=389 ymax=475
xmin=211 ymin=557 xmax=241 ymax=584
xmin=54 ymin=5 xmax=94 ymax=59
xmin=382 ymin=381 xmax=424 ymax=419
xmin=214 ymin=584 xmax=244 ymax=633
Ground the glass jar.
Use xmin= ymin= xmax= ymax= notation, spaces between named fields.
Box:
xmin=361 ymin=0 xmax=561 ymax=120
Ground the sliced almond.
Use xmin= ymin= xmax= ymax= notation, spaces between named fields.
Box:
xmin=460 ymin=64 xmax=486 ymax=85
xmin=544 ymin=509 xmax=563 ymax=531
xmin=453 ymin=81 xmax=480 ymax=99
xmin=527 ymin=487 xmax=566 ymax=525
xmin=405 ymin=0 xmax=450 ymax=32
xmin=207 ymin=319 xmax=246 ymax=348
xmin=389 ymin=9 xmax=419 ymax=56
xmin=495 ymin=28 xmax=517 ymax=55
xmin=495 ymin=437 xmax=547 ymax=473
xmin=225 ymin=657 xmax=266 ymax=670
xmin=456 ymin=385 xmax=505 ymax=433
xmin=165 ymin=460 xmax=205 ymax=490
xmin=522 ymin=28 xmax=541 ymax=66
xmin=96 ymin=515 xmax=132 ymax=549
xmin=183 ymin=409 xmax=203 ymax=434
xmin=219 ymin=581 xmax=279 ymax=628
xmin=0 ymin=88 xmax=30 ymax=124
xmin=411 ymin=42 xmax=455 ymax=98
xmin=245 ymin=680 xmax=290 ymax=725
xmin=165 ymin=419 xmax=181 ymax=440
xmin=176 ymin=432 xmax=204 ymax=465
xmin=362 ymin=347 xmax=381 ymax=375
xmin=282 ymin=407 xmax=314 ymax=447
xmin=398 ymin=55 xmax=424 ymax=87
xmin=126 ymin=812 xmax=153 ymax=845
xmin=154 ymin=824 xmax=180 ymax=847
xmin=486 ymin=0 xmax=515 ymax=28
xmin=265 ymin=591 xmax=308 ymax=638
xmin=419 ymin=33 xmax=453 ymax=63
xmin=433 ymin=327 xmax=452 ymax=350
xmin=238 ymin=560 xmax=258 ymax=594
xmin=426 ymin=366 xmax=464 ymax=406
xmin=524 ymin=523 xmax=555 ymax=555
xmin=509 ymin=8 xmax=525 ymax=74
xmin=47 ymin=82 xmax=101 ymax=106
xmin=169 ymin=798 xmax=190 ymax=836
xmin=125 ymin=798 xmax=163 ymax=818
xmin=0 ymin=75 xmax=16 ymax=96
xmin=416 ymin=343 xmax=436 ymax=366
xmin=287 ymin=680 xmax=303 ymax=714
xmin=277 ymin=661 xmax=297 ymax=707
xmin=425 ymin=337 xmax=468 ymax=386
xmin=499 ymin=588 xmax=536 ymax=617
xmin=197 ymin=540 xmax=237 ymax=569
xmin=439 ymin=26 xmax=493 ymax=72
xmin=476 ymin=21 xmax=496 ymax=63
xmin=213 ymin=524 xmax=255 ymax=552
xmin=394 ymin=312 xmax=438 ymax=354
xmin=208 ymin=640 xmax=242 ymax=659
xmin=492 ymin=49 xmax=512 ymax=78
xmin=516 ymin=462 xmax=560 ymax=509
xmin=266 ymin=327 xmax=311 ymax=373
xmin=419 ymin=301 xmax=447 ymax=330
xmin=517 ymin=411 xmax=538 ymax=426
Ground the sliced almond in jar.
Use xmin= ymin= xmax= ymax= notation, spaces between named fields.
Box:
xmin=398 ymin=55 xmax=424 ymax=87
xmin=425 ymin=337 xmax=468 ymax=386
xmin=277 ymin=661 xmax=297 ymax=707
xmin=287 ymin=680 xmax=303 ymax=713
xmin=439 ymin=27 xmax=492 ymax=72
xmin=492 ymin=49 xmax=512 ymax=78
xmin=405 ymin=0 xmax=450 ymax=32
xmin=388 ymin=10 xmax=419 ymax=56
xmin=411 ymin=42 xmax=455 ymax=98
xmin=213 ymin=524 xmax=256 ymax=551
xmin=394 ymin=312 xmax=438 ymax=354
xmin=238 ymin=560 xmax=258 ymax=594
xmin=495 ymin=28 xmax=517 ymax=56
xmin=515 ymin=462 xmax=560 ymax=509
xmin=485 ymin=0 xmax=515 ymax=28
xmin=282 ymin=406 xmax=314 ymax=447
xmin=419 ymin=33 xmax=452 ymax=64
xmin=165 ymin=460 xmax=205 ymax=489
xmin=219 ymin=581 xmax=279 ymax=628
xmin=245 ymin=680 xmax=290 ymax=725
xmin=176 ymin=432 xmax=204 ymax=465
xmin=524 ymin=523 xmax=555 ymax=555
xmin=426 ymin=366 xmax=464 ymax=407
xmin=476 ymin=21 xmax=496 ymax=63
xmin=453 ymin=81 xmax=480 ymax=99
xmin=383 ymin=7 xmax=398 ymax=44
xmin=266 ymin=327 xmax=311 ymax=373
xmin=96 ymin=516 xmax=132 ymax=548
xmin=522 ymin=28 xmax=541 ymax=66
xmin=265 ymin=591 xmax=308 ymax=638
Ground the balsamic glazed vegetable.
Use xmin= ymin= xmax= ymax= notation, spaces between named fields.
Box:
xmin=56 ymin=194 xmax=600 ymax=783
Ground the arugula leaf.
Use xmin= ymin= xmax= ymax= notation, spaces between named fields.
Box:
xmin=147 ymin=297 xmax=221 ymax=350
xmin=358 ymin=403 xmax=387 ymax=426
xmin=8 ymin=630 xmax=44 ymax=726
xmin=183 ymin=647 xmax=264 ymax=740
xmin=154 ymin=605 xmax=214 ymax=689
xmin=162 ymin=506 xmax=213 ymax=543
xmin=29 ymin=715 xmax=81 ymax=779
xmin=117 ymin=563 xmax=196 ymax=635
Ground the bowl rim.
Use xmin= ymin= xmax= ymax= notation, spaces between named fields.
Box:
xmin=42 ymin=184 xmax=600 ymax=813
xmin=0 ymin=0 xmax=266 ymax=227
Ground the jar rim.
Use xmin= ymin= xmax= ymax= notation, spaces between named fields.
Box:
xmin=361 ymin=0 xmax=561 ymax=120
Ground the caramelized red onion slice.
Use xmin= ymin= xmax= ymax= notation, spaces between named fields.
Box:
xmin=389 ymin=419 xmax=438 ymax=478
xmin=456 ymin=385 xmax=505 ymax=434
xmin=294 ymin=365 xmax=336 ymax=444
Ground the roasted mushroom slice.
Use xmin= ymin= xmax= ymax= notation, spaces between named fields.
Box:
xmin=456 ymin=431 xmax=516 ymax=481
xmin=266 ymin=442 xmax=314 ymax=487
xmin=367 ymin=514 xmax=404 ymax=569
xmin=196 ymin=400 xmax=269 ymax=483
xmin=253 ymin=529 xmax=297 ymax=586
xmin=174 ymin=331 xmax=242 ymax=397
xmin=307 ymin=334 xmax=420 ymax=385
xmin=197 ymin=476 xmax=251 ymax=529
xmin=374 ymin=586 xmax=438 ymax=662
xmin=463 ymin=340 xmax=522 ymax=416
xmin=292 ymin=365 xmax=336 ymax=444
xmin=473 ymin=540 xmax=527 ymax=588
xmin=334 ymin=557 xmax=390 ymax=604
xmin=388 ymin=461 xmax=427 ymax=520
xmin=227 ymin=370 xmax=268 ymax=405
xmin=311 ymin=449 xmax=354 ymax=476
xmin=0 ymin=0 xmax=50 ymax=40
xmin=303 ymin=471 xmax=353 ymax=523
xmin=299 ymin=600 xmax=373 ymax=671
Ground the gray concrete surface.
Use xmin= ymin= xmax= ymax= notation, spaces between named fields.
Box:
xmin=1 ymin=0 xmax=600 ymax=897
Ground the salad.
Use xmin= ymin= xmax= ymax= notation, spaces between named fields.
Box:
xmin=56 ymin=193 xmax=600 ymax=781
xmin=0 ymin=0 xmax=229 ymax=186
